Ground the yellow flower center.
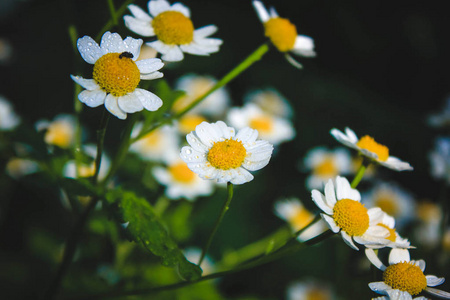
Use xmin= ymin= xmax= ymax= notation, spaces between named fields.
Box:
xmin=416 ymin=201 xmax=441 ymax=223
xmin=169 ymin=162 xmax=196 ymax=183
xmin=178 ymin=114 xmax=207 ymax=134
xmin=93 ymin=52 xmax=141 ymax=97
xmin=207 ymin=139 xmax=247 ymax=170
xmin=142 ymin=130 xmax=162 ymax=148
xmin=249 ymin=115 xmax=273 ymax=134
xmin=356 ymin=135 xmax=389 ymax=161
xmin=333 ymin=199 xmax=369 ymax=236
xmin=289 ymin=207 xmax=314 ymax=231
xmin=45 ymin=121 xmax=74 ymax=148
xmin=383 ymin=262 xmax=427 ymax=295
xmin=78 ymin=164 xmax=95 ymax=178
xmin=152 ymin=11 xmax=194 ymax=45
xmin=374 ymin=194 xmax=399 ymax=216
xmin=314 ymin=157 xmax=338 ymax=177
xmin=264 ymin=17 xmax=297 ymax=52
xmin=305 ymin=288 xmax=330 ymax=300
xmin=377 ymin=223 xmax=397 ymax=242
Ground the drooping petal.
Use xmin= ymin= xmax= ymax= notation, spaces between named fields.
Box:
xmin=229 ymin=167 xmax=254 ymax=185
xmin=321 ymin=213 xmax=340 ymax=233
xmin=70 ymin=75 xmax=99 ymax=90
xmin=368 ymin=281 xmax=391 ymax=294
xmin=105 ymin=94 xmax=127 ymax=119
xmin=133 ymin=88 xmax=163 ymax=111
xmin=311 ymin=190 xmax=333 ymax=215
xmin=425 ymin=287 xmax=450 ymax=298
xmin=381 ymin=156 xmax=414 ymax=171
xmin=365 ymin=248 xmax=387 ymax=271
xmin=136 ymin=58 xmax=164 ymax=74
xmin=118 ymin=93 xmax=144 ymax=113
xmin=161 ymin=45 xmax=184 ymax=62
xmin=77 ymin=36 xmax=103 ymax=64
xmin=78 ymin=89 xmax=106 ymax=107
xmin=291 ymin=35 xmax=316 ymax=57
xmin=341 ymin=231 xmax=359 ymax=250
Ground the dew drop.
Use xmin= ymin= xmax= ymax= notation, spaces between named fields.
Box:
xmin=185 ymin=149 xmax=192 ymax=154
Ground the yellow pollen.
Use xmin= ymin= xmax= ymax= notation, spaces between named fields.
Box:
xmin=249 ymin=116 xmax=273 ymax=134
xmin=289 ymin=208 xmax=314 ymax=231
xmin=169 ymin=162 xmax=196 ymax=183
xmin=93 ymin=52 xmax=140 ymax=97
xmin=45 ymin=121 xmax=74 ymax=148
xmin=207 ymin=139 xmax=247 ymax=170
xmin=377 ymin=223 xmax=397 ymax=242
xmin=264 ymin=17 xmax=297 ymax=52
xmin=142 ymin=130 xmax=162 ymax=148
xmin=152 ymin=11 xmax=194 ymax=45
xmin=383 ymin=262 xmax=427 ymax=295
xmin=374 ymin=194 xmax=399 ymax=216
xmin=333 ymin=199 xmax=369 ymax=236
xmin=178 ymin=115 xmax=207 ymax=134
xmin=356 ymin=135 xmax=389 ymax=162
xmin=314 ymin=158 xmax=338 ymax=177
xmin=305 ymin=288 xmax=330 ymax=300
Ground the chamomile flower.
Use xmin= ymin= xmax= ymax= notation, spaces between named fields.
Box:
xmin=123 ymin=0 xmax=223 ymax=62
xmin=153 ymin=157 xmax=214 ymax=200
xmin=287 ymin=279 xmax=335 ymax=300
xmin=363 ymin=182 xmax=415 ymax=229
xmin=0 ymin=95 xmax=20 ymax=130
xmin=71 ymin=31 xmax=164 ymax=120
xmin=35 ymin=114 xmax=76 ymax=149
xmin=129 ymin=123 xmax=179 ymax=163
xmin=413 ymin=200 xmax=443 ymax=249
xmin=173 ymin=74 xmax=230 ymax=117
xmin=330 ymin=127 xmax=413 ymax=171
xmin=302 ymin=147 xmax=352 ymax=190
xmin=244 ymin=88 xmax=293 ymax=119
xmin=429 ymin=137 xmax=450 ymax=183
xmin=311 ymin=176 xmax=390 ymax=250
xmin=63 ymin=144 xmax=110 ymax=180
xmin=366 ymin=248 xmax=450 ymax=299
xmin=374 ymin=211 xmax=412 ymax=249
xmin=274 ymin=198 xmax=327 ymax=241
xmin=6 ymin=158 xmax=40 ymax=179
xmin=372 ymin=296 xmax=429 ymax=300
xmin=180 ymin=121 xmax=273 ymax=185
xmin=227 ymin=103 xmax=295 ymax=146
xmin=252 ymin=1 xmax=316 ymax=68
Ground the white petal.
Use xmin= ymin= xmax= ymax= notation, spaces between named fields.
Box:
xmin=324 ymin=178 xmax=337 ymax=206
xmin=124 ymin=15 xmax=155 ymax=37
xmin=365 ymin=248 xmax=387 ymax=271
xmin=380 ymin=156 xmax=414 ymax=171
xmin=341 ymin=231 xmax=359 ymax=250
xmin=140 ymin=71 xmax=164 ymax=80
xmin=133 ymin=88 xmax=163 ymax=111
xmin=425 ymin=287 xmax=450 ymax=298
xmin=70 ymin=75 xmax=98 ymax=90
xmin=244 ymin=141 xmax=274 ymax=163
xmin=235 ymin=127 xmax=259 ymax=144
xmin=426 ymin=275 xmax=445 ymax=287
xmin=368 ymin=281 xmax=391 ymax=294
xmin=194 ymin=25 xmax=218 ymax=38
xmin=186 ymin=133 xmax=209 ymax=153
xmin=386 ymin=289 xmax=413 ymax=300
xmin=336 ymin=176 xmax=360 ymax=201
xmin=414 ymin=259 xmax=426 ymax=272
xmin=148 ymin=0 xmax=171 ymax=16
xmin=123 ymin=37 xmax=143 ymax=59
xmin=252 ymin=1 xmax=270 ymax=22
xmin=161 ymin=45 xmax=184 ymax=62
xmin=78 ymin=89 xmax=106 ymax=107
xmin=105 ymin=94 xmax=127 ymax=119
xmin=118 ymin=94 xmax=144 ymax=113
xmin=291 ymin=35 xmax=316 ymax=57
xmin=100 ymin=32 xmax=126 ymax=53
xmin=389 ymin=248 xmax=410 ymax=265
xmin=229 ymin=167 xmax=254 ymax=185
xmin=128 ymin=4 xmax=152 ymax=21
xmin=321 ymin=213 xmax=340 ymax=233
xmin=180 ymin=43 xmax=211 ymax=56
xmin=368 ymin=207 xmax=385 ymax=224
xmin=170 ymin=2 xmax=190 ymax=17
xmin=195 ymin=122 xmax=223 ymax=148
xmin=311 ymin=190 xmax=333 ymax=215
xmin=136 ymin=58 xmax=164 ymax=73
xmin=180 ymin=146 xmax=207 ymax=164
xmin=77 ymin=36 xmax=103 ymax=64
xmin=345 ymin=127 xmax=359 ymax=142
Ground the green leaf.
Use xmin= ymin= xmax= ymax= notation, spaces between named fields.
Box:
xmin=106 ymin=189 xmax=202 ymax=281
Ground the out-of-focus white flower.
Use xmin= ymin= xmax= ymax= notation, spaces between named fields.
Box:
xmin=252 ymin=1 xmax=316 ymax=68
xmin=130 ymin=123 xmax=179 ymax=163
xmin=63 ymin=144 xmax=110 ymax=180
xmin=227 ymin=103 xmax=295 ymax=146
xmin=429 ymin=137 xmax=450 ymax=184
xmin=244 ymin=88 xmax=293 ymax=119
xmin=180 ymin=121 xmax=273 ymax=185
xmin=363 ymin=182 xmax=415 ymax=229
xmin=124 ymin=0 xmax=222 ymax=62
xmin=0 ymin=38 xmax=13 ymax=65
xmin=184 ymin=247 xmax=214 ymax=275
xmin=35 ymin=114 xmax=76 ymax=149
xmin=0 ymin=95 xmax=20 ymax=130
xmin=153 ymin=158 xmax=214 ymax=200
xmin=5 ymin=158 xmax=39 ymax=179
xmin=311 ymin=176 xmax=390 ymax=250
xmin=71 ymin=31 xmax=164 ymax=120
xmin=413 ymin=200 xmax=443 ymax=249
xmin=274 ymin=198 xmax=327 ymax=241
xmin=366 ymin=248 xmax=449 ymax=299
xmin=173 ymin=74 xmax=230 ymax=117
xmin=302 ymin=147 xmax=352 ymax=190
xmin=287 ymin=279 xmax=335 ymax=300
xmin=330 ymin=127 xmax=413 ymax=171
xmin=428 ymin=97 xmax=450 ymax=128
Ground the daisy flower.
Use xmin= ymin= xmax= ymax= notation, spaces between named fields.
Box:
xmin=330 ymin=127 xmax=413 ymax=171
xmin=252 ymin=1 xmax=316 ymax=68
xmin=35 ymin=114 xmax=76 ymax=149
xmin=227 ymin=103 xmax=295 ymax=146
xmin=429 ymin=137 xmax=450 ymax=184
xmin=153 ymin=157 xmax=214 ymax=200
xmin=302 ymin=147 xmax=352 ymax=190
xmin=286 ymin=279 xmax=335 ymax=300
xmin=372 ymin=296 xmax=428 ymax=300
xmin=244 ymin=88 xmax=293 ymax=119
xmin=129 ymin=122 xmax=179 ymax=163
xmin=366 ymin=248 xmax=450 ymax=299
xmin=173 ymin=74 xmax=230 ymax=117
xmin=311 ymin=176 xmax=390 ymax=250
xmin=413 ymin=200 xmax=443 ymax=249
xmin=6 ymin=158 xmax=40 ymax=179
xmin=0 ymin=95 xmax=20 ymax=130
xmin=63 ymin=144 xmax=110 ymax=180
xmin=71 ymin=31 xmax=164 ymax=120
xmin=374 ymin=211 xmax=412 ymax=249
xmin=274 ymin=198 xmax=327 ymax=241
xmin=123 ymin=0 xmax=223 ymax=62
xmin=180 ymin=121 xmax=273 ymax=185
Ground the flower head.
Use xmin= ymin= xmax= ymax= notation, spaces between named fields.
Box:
xmin=71 ymin=32 xmax=164 ymax=120
xmin=252 ymin=1 xmax=316 ymax=68
xmin=35 ymin=114 xmax=76 ymax=149
xmin=6 ymin=158 xmax=40 ymax=179
xmin=0 ymin=95 xmax=20 ymax=130
xmin=180 ymin=121 xmax=273 ymax=185
xmin=311 ymin=176 xmax=390 ymax=250
xmin=286 ymin=279 xmax=335 ymax=300
xmin=124 ymin=0 xmax=223 ymax=62
xmin=63 ymin=144 xmax=110 ymax=180
xmin=244 ymin=88 xmax=293 ymax=119
xmin=366 ymin=248 xmax=450 ymax=299
xmin=330 ymin=127 xmax=413 ymax=171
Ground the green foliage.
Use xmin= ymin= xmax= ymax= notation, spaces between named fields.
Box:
xmin=105 ymin=188 xmax=203 ymax=281
xmin=59 ymin=177 xmax=97 ymax=197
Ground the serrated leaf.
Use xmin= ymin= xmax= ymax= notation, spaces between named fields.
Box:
xmin=106 ymin=189 xmax=202 ymax=281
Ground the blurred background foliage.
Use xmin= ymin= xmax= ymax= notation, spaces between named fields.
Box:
xmin=0 ymin=0 xmax=449 ymax=299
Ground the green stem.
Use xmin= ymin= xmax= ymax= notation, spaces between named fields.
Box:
xmin=130 ymin=43 xmax=270 ymax=144
xmin=106 ymin=0 xmax=118 ymax=26
xmin=93 ymin=110 xmax=110 ymax=185
xmin=198 ymin=182 xmax=234 ymax=265
xmin=95 ymin=0 xmax=135 ymax=41
xmin=351 ymin=158 xmax=370 ymax=189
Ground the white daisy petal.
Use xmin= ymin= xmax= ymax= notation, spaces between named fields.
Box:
xmin=136 ymin=58 xmax=164 ymax=74
xmin=336 ymin=176 xmax=361 ymax=201
xmin=311 ymin=190 xmax=333 ymax=215
xmin=180 ymin=44 xmax=211 ymax=56
xmin=321 ymin=213 xmax=340 ymax=233
xmin=252 ymin=1 xmax=270 ymax=22
xmin=180 ymin=147 xmax=206 ymax=163
xmin=244 ymin=141 xmax=274 ymax=162
xmin=77 ymin=36 xmax=104 ymax=64
xmin=118 ymin=94 xmax=144 ymax=113
xmin=70 ymin=75 xmax=98 ymax=90
xmin=381 ymin=157 xmax=414 ymax=171
xmin=128 ymin=4 xmax=152 ymax=21
xmin=229 ymin=167 xmax=254 ymax=185
xmin=368 ymin=281 xmax=391 ymax=294
xmin=133 ymin=88 xmax=163 ymax=111
xmin=426 ymin=275 xmax=445 ymax=287
xmin=291 ymin=35 xmax=316 ymax=57
xmin=105 ymin=94 xmax=127 ymax=120
xmin=341 ymin=231 xmax=359 ymax=250
xmin=100 ymin=32 xmax=126 ymax=54
xmin=78 ymin=89 xmax=106 ymax=107
xmin=388 ymin=248 xmax=411 ymax=265
xmin=194 ymin=25 xmax=218 ymax=38
xmin=425 ymin=287 xmax=450 ymax=298
xmin=161 ymin=45 xmax=184 ymax=62
xmin=345 ymin=127 xmax=359 ymax=143
xmin=365 ymin=248 xmax=387 ymax=271
xmin=235 ymin=127 xmax=259 ymax=144
xmin=124 ymin=16 xmax=155 ymax=37
xmin=324 ymin=179 xmax=337 ymax=207
xmin=140 ymin=71 xmax=164 ymax=80
xmin=170 ymin=2 xmax=190 ymax=17
xmin=386 ymin=289 xmax=413 ymax=300
xmin=123 ymin=37 xmax=143 ymax=59
xmin=148 ymin=0 xmax=171 ymax=17
xmin=415 ymin=259 xmax=426 ymax=272
xmin=186 ymin=133 xmax=209 ymax=153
